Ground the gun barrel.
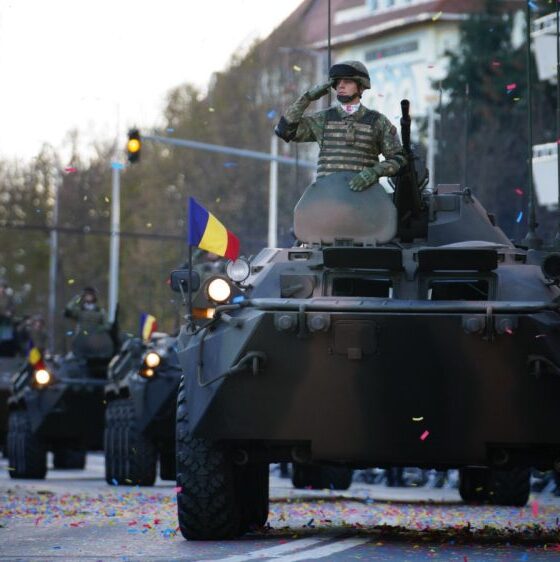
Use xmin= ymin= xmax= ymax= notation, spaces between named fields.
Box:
xmin=400 ymin=99 xmax=411 ymax=151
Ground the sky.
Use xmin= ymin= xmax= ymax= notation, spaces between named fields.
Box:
xmin=0 ymin=0 xmax=303 ymax=161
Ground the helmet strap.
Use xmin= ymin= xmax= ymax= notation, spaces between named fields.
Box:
xmin=337 ymin=93 xmax=360 ymax=104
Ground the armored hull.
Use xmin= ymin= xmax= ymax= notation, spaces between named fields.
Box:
xmin=174 ymin=177 xmax=560 ymax=539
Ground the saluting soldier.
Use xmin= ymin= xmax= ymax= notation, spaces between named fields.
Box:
xmin=65 ymin=286 xmax=110 ymax=337
xmin=275 ymin=60 xmax=406 ymax=191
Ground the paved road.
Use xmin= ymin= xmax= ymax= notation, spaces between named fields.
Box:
xmin=1 ymin=454 xmax=560 ymax=561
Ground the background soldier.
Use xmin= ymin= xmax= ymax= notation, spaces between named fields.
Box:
xmin=65 ymin=286 xmax=110 ymax=337
xmin=275 ymin=60 xmax=406 ymax=191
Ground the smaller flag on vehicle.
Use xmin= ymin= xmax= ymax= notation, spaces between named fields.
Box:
xmin=139 ymin=313 xmax=157 ymax=342
xmin=27 ymin=341 xmax=45 ymax=371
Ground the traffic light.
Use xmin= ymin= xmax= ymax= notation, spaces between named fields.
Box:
xmin=127 ymin=128 xmax=141 ymax=163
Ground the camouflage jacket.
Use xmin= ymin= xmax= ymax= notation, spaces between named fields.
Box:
xmin=65 ymin=295 xmax=110 ymax=336
xmin=276 ymin=94 xmax=406 ymax=178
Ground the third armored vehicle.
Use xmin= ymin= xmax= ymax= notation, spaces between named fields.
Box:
xmin=171 ymin=101 xmax=560 ymax=539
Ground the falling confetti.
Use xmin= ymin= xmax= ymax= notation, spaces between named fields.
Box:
xmin=223 ymin=162 xmax=237 ymax=169
xmin=412 ymin=416 xmax=424 ymax=422
xmin=166 ymin=127 xmax=175 ymax=133
xmin=514 ymin=188 xmax=524 ymax=196
xmin=516 ymin=211 xmax=524 ymax=223
xmin=267 ymin=109 xmax=277 ymax=119
xmin=104 ymin=196 xmax=110 ymax=203
xmin=67 ymin=279 xmax=75 ymax=285
xmin=293 ymin=65 xmax=302 ymax=72
xmin=432 ymin=11 xmax=442 ymax=21
xmin=532 ymin=500 xmax=539 ymax=517
xmin=64 ymin=166 xmax=77 ymax=173
xmin=528 ymin=0 xmax=539 ymax=10
xmin=173 ymin=486 xmax=182 ymax=493
xmin=491 ymin=61 xmax=501 ymax=67
xmin=420 ymin=430 xmax=430 ymax=441
xmin=506 ymin=83 xmax=517 ymax=93
xmin=208 ymin=107 xmax=215 ymax=112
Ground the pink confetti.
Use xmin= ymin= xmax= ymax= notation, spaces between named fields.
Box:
xmin=173 ymin=486 xmax=182 ymax=493
xmin=491 ymin=61 xmax=501 ymax=67
xmin=514 ymin=188 xmax=524 ymax=196
xmin=420 ymin=430 xmax=430 ymax=441
xmin=64 ymin=166 xmax=77 ymax=173
xmin=505 ymin=328 xmax=513 ymax=335
xmin=506 ymin=83 xmax=517 ymax=91
xmin=532 ymin=500 xmax=539 ymax=517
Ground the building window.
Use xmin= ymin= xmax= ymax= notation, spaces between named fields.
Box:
xmin=367 ymin=0 xmax=379 ymax=11
xmin=386 ymin=0 xmax=395 ymax=7
xmin=365 ymin=40 xmax=419 ymax=61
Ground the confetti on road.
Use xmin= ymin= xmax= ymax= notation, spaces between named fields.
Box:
xmin=420 ymin=430 xmax=430 ymax=441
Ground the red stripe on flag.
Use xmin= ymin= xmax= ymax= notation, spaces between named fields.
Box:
xmin=225 ymin=230 xmax=240 ymax=260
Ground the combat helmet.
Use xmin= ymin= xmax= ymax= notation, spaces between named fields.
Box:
xmin=329 ymin=61 xmax=371 ymax=90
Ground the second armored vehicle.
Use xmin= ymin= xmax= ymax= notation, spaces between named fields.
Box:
xmin=104 ymin=333 xmax=181 ymax=485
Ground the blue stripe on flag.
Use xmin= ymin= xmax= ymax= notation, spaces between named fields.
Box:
xmin=188 ymin=197 xmax=210 ymax=247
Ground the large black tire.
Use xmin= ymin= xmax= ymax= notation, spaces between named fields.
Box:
xmin=104 ymin=398 xmax=156 ymax=486
xmin=159 ymin=448 xmax=176 ymax=481
xmin=176 ymin=377 xmax=243 ymax=540
xmin=292 ymin=463 xmax=353 ymax=490
xmin=459 ymin=467 xmax=530 ymax=507
xmin=488 ymin=467 xmax=530 ymax=507
xmin=7 ymin=410 xmax=47 ymax=479
xmin=240 ymin=462 xmax=269 ymax=529
xmin=459 ymin=467 xmax=490 ymax=503
xmin=53 ymin=448 xmax=87 ymax=469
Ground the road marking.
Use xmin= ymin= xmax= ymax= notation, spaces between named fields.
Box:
xmin=273 ymin=537 xmax=371 ymax=561
xmin=200 ymin=536 xmax=329 ymax=561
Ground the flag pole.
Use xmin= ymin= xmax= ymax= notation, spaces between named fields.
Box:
xmin=186 ymin=243 xmax=194 ymax=331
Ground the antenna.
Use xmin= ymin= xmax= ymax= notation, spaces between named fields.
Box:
xmin=555 ymin=1 xmax=560 ymax=248
xmin=327 ymin=0 xmax=332 ymax=105
xmin=524 ymin=0 xmax=542 ymax=249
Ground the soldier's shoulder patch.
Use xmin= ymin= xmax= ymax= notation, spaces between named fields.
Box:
xmin=389 ymin=125 xmax=397 ymax=136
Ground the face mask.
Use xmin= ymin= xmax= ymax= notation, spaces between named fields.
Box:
xmin=83 ymin=302 xmax=96 ymax=311
xmin=337 ymin=94 xmax=358 ymax=104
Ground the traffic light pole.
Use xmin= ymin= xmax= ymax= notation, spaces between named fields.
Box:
xmin=108 ymin=162 xmax=123 ymax=323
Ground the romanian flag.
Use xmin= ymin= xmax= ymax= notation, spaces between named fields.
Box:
xmin=188 ymin=197 xmax=239 ymax=260
xmin=139 ymin=313 xmax=157 ymax=342
xmin=27 ymin=342 xmax=45 ymax=371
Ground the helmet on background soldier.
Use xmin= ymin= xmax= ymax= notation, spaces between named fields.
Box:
xmin=329 ymin=61 xmax=371 ymax=90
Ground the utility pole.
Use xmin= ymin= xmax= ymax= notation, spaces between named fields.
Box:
xmin=555 ymin=2 xmax=560 ymax=248
xmin=268 ymin=134 xmax=279 ymax=248
xmin=47 ymin=169 xmax=61 ymax=351
xmin=108 ymin=161 xmax=123 ymax=322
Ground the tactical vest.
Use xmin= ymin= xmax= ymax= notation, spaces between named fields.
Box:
xmin=317 ymin=107 xmax=380 ymax=177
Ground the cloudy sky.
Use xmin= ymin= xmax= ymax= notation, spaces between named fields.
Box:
xmin=0 ymin=0 xmax=303 ymax=161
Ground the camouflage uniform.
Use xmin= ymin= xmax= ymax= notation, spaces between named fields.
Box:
xmin=65 ymin=294 xmax=110 ymax=337
xmin=275 ymin=60 xmax=406 ymax=185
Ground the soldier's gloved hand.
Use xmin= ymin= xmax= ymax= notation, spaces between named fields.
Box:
xmin=304 ymin=81 xmax=333 ymax=101
xmin=349 ymin=168 xmax=380 ymax=191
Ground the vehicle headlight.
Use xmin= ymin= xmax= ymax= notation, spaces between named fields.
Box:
xmin=207 ymin=278 xmax=232 ymax=303
xmin=144 ymin=351 xmax=161 ymax=368
xmin=140 ymin=367 xmax=155 ymax=378
xmin=34 ymin=369 xmax=52 ymax=386
xmin=226 ymin=258 xmax=251 ymax=283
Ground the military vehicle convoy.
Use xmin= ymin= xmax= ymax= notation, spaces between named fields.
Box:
xmin=170 ymin=99 xmax=560 ymax=540
xmin=7 ymin=330 xmax=115 ymax=478
xmin=104 ymin=333 xmax=181 ymax=485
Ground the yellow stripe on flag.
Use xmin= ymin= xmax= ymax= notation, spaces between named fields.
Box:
xmin=142 ymin=315 xmax=156 ymax=342
xmin=198 ymin=213 xmax=228 ymax=256
xmin=29 ymin=347 xmax=42 ymax=365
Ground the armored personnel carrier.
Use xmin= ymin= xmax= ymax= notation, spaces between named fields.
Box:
xmin=104 ymin=333 xmax=181 ymax=485
xmin=7 ymin=330 xmax=115 ymax=478
xmin=172 ymin=101 xmax=560 ymax=539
